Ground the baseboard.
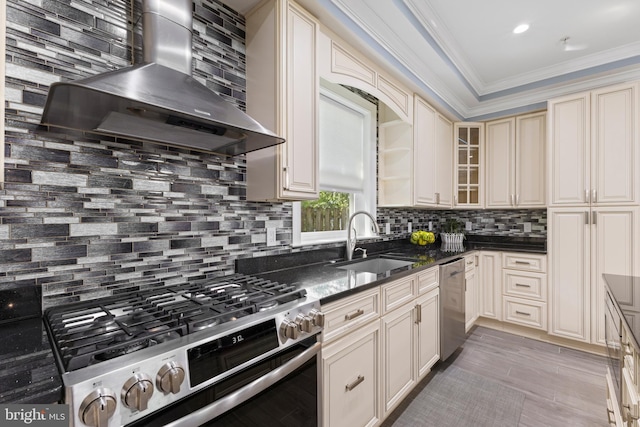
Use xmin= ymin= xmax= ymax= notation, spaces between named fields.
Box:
xmin=474 ymin=317 xmax=607 ymax=357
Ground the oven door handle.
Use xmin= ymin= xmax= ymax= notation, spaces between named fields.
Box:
xmin=163 ymin=341 xmax=321 ymax=427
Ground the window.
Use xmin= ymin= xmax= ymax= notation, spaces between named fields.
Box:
xmin=293 ymin=80 xmax=377 ymax=246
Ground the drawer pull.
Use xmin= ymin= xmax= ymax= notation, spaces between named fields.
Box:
xmin=345 ymin=375 xmax=364 ymax=391
xmin=345 ymin=309 xmax=364 ymax=321
xmin=515 ymin=283 xmax=531 ymax=288
xmin=515 ymin=310 xmax=531 ymax=316
xmin=514 ymin=261 xmax=531 ymax=265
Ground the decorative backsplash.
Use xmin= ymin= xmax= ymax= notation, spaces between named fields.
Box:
xmin=2 ymin=0 xmax=546 ymax=310
xmin=2 ymin=0 xmax=293 ymax=309
xmin=378 ymin=208 xmax=547 ymax=238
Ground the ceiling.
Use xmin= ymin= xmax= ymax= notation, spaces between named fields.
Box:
xmin=229 ymin=0 xmax=640 ymax=120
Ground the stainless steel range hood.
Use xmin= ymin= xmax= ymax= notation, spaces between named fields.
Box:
xmin=40 ymin=0 xmax=284 ymax=156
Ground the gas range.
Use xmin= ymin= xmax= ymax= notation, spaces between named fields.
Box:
xmin=44 ymin=274 xmax=324 ymax=427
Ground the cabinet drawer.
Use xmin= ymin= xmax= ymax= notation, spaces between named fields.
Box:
xmin=381 ymin=276 xmax=416 ymax=314
xmin=502 ymin=253 xmax=547 ymax=273
xmin=607 ymin=366 xmax=625 ymax=427
xmin=503 ymin=271 xmax=547 ymax=301
xmin=417 ymin=267 xmax=438 ymax=295
xmin=503 ymin=296 xmax=547 ymax=330
xmin=322 ymin=287 xmax=380 ymax=343
xmin=464 ymin=254 xmax=476 ymax=272
xmin=622 ymin=366 xmax=640 ymax=422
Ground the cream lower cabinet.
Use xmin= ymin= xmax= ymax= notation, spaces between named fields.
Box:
xmin=322 ymin=321 xmax=380 ymax=427
xmin=501 ymin=252 xmax=548 ymax=331
xmin=464 ymin=253 xmax=479 ymax=332
xmin=478 ymin=251 xmax=502 ymax=320
xmin=320 ymin=287 xmax=380 ymax=427
xmin=381 ymin=300 xmax=416 ymax=416
xmin=381 ymin=271 xmax=439 ymax=418
xmin=321 ymin=268 xmax=439 ymax=427
xmin=548 ymin=207 xmax=638 ymax=344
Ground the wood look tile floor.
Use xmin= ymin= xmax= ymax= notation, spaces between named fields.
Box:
xmin=382 ymin=326 xmax=609 ymax=427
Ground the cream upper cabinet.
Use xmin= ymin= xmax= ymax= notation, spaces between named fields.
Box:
xmin=436 ymin=114 xmax=454 ymax=207
xmin=485 ymin=117 xmax=515 ymax=208
xmin=548 ymin=82 xmax=639 ymax=207
xmin=246 ymin=0 xmax=319 ymax=201
xmin=485 ymin=112 xmax=546 ymax=208
xmin=515 ymin=113 xmax=546 ymax=207
xmin=453 ymin=123 xmax=484 ymax=208
xmin=414 ymin=95 xmax=452 ymax=208
xmin=548 ymin=207 xmax=638 ymax=344
xmin=317 ymin=34 xmax=412 ymax=124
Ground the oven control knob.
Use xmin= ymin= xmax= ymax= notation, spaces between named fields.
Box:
xmin=122 ymin=373 xmax=154 ymax=412
xmin=309 ymin=308 xmax=325 ymax=327
xmin=280 ymin=318 xmax=300 ymax=340
xmin=79 ymin=388 xmax=117 ymax=427
xmin=157 ymin=361 xmax=186 ymax=394
xmin=295 ymin=313 xmax=313 ymax=333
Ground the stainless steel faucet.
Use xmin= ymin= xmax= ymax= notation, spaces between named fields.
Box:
xmin=346 ymin=211 xmax=380 ymax=260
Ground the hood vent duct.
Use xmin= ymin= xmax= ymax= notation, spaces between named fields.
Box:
xmin=40 ymin=0 xmax=284 ymax=156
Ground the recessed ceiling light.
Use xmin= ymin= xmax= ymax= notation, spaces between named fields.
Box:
xmin=513 ymin=24 xmax=529 ymax=34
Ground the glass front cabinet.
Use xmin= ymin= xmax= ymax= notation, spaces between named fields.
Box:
xmin=453 ymin=123 xmax=484 ymax=208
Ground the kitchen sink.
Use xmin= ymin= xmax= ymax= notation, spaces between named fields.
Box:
xmin=334 ymin=257 xmax=414 ymax=274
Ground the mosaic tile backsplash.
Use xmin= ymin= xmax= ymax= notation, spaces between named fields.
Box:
xmin=2 ymin=0 xmax=546 ymax=310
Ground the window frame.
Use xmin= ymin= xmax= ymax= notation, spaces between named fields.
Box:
xmin=292 ymin=82 xmax=377 ymax=247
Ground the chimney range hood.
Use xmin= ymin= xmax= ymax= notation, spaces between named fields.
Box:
xmin=40 ymin=0 xmax=284 ymax=157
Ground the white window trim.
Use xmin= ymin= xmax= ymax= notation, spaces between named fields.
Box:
xmin=293 ymin=81 xmax=377 ymax=247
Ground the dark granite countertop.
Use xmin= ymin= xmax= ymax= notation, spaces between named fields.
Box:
xmin=238 ymin=235 xmax=546 ymax=305
xmin=603 ymin=274 xmax=640 ymax=351
xmin=1 ymin=235 xmax=544 ymax=406
xmin=0 ymin=317 xmax=62 ymax=404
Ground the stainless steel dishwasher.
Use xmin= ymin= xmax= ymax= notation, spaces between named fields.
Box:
xmin=439 ymin=258 xmax=466 ymax=361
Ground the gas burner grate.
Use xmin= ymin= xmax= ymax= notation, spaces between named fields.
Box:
xmin=44 ymin=274 xmax=306 ymax=372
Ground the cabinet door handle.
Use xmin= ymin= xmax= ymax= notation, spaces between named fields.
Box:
xmin=345 ymin=375 xmax=365 ymax=391
xmin=515 ymin=283 xmax=531 ymax=288
xmin=515 ymin=310 xmax=531 ymax=316
xmin=435 ymin=193 xmax=440 ymax=204
xmin=585 ymin=189 xmax=590 ymax=203
xmin=592 ymin=189 xmax=597 ymax=203
xmin=510 ymin=194 xmax=514 ymax=206
xmin=415 ymin=304 xmax=422 ymax=324
xmin=344 ymin=309 xmax=364 ymax=321
xmin=585 ymin=211 xmax=590 ymax=225
xmin=454 ymin=195 xmax=458 ymax=205
xmin=516 ymin=194 xmax=520 ymax=206
xmin=282 ymin=167 xmax=289 ymax=190
xmin=592 ymin=211 xmax=597 ymax=225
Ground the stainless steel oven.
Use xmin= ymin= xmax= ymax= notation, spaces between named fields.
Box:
xmin=44 ymin=274 xmax=324 ymax=427
xmin=131 ymin=335 xmax=320 ymax=427
xmin=605 ymin=290 xmax=622 ymax=406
